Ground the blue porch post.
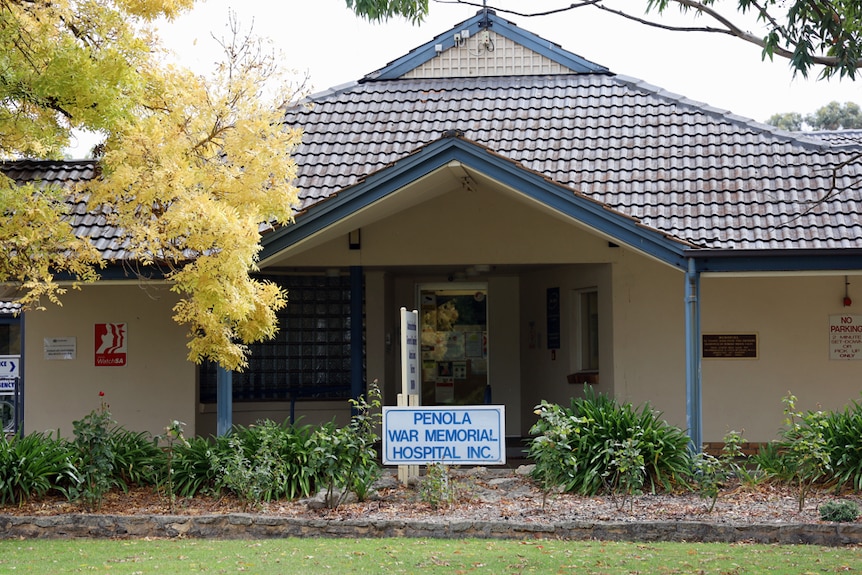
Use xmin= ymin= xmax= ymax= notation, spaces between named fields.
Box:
xmin=350 ymin=266 xmax=364 ymax=404
xmin=15 ymin=314 xmax=24 ymax=436
xmin=685 ymin=258 xmax=702 ymax=452
xmin=216 ymin=366 xmax=232 ymax=436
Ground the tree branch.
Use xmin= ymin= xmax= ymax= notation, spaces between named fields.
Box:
xmin=438 ymin=0 xmax=862 ymax=71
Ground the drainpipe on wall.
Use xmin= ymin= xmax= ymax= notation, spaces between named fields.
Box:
xmin=685 ymin=258 xmax=702 ymax=452
xmin=350 ymin=266 xmax=364 ymax=409
xmin=216 ymin=366 xmax=232 ymax=436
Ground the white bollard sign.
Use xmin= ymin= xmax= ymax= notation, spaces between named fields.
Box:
xmin=400 ymin=307 xmax=419 ymax=396
xmin=382 ymin=405 xmax=505 ymax=465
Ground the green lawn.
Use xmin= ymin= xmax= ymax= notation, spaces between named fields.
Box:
xmin=1 ymin=538 xmax=860 ymax=574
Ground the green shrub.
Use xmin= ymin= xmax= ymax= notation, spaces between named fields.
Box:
xmin=528 ymin=401 xmax=582 ymax=510
xmin=418 ymin=463 xmax=466 ymax=510
xmin=750 ymin=441 xmax=795 ymax=483
xmin=693 ymin=430 xmax=750 ymax=513
xmin=529 ymin=388 xmax=691 ymax=497
xmin=817 ymin=398 xmax=862 ymax=491
xmin=67 ymin=394 xmax=118 ymax=510
xmin=109 ymin=427 xmax=164 ymax=488
xmin=779 ymin=392 xmax=832 ymax=511
xmin=170 ymin=435 xmax=220 ymax=498
xmin=158 ymin=420 xmax=188 ymax=509
xmin=308 ymin=382 xmax=382 ymax=508
xmin=0 ymin=431 xmax=75 ymax=505
xmin=233 ymin=419 xmax=318 ymax=501
xmin=819 ymin=499 xmax=860 ymax=522
xmin=760 ymin=393 xmax=862 ymax=497
xmin=608 ymin=435 xmax=645 ymax=511
xmin=216 ymin=433 xmax=273 ymax=506
xmin=211 ymin=420 xmax=316 ymax=505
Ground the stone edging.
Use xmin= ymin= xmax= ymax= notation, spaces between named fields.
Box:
xmin=2 ymin=514 xmax=861 ymax=546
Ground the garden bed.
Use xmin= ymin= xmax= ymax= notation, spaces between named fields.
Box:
xmin=2 ymin=466 xmax=859 ymax=527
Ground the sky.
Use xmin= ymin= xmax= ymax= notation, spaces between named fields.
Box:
xmin=63 ymin=0 xmax=862 ymax=157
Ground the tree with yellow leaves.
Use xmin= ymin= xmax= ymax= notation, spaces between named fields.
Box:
xmin=1 ymin=1 xmax=302 ymax=370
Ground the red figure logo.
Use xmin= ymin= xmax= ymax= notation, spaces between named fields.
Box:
xmin=95 ymin=323 xmax=127 ymax=367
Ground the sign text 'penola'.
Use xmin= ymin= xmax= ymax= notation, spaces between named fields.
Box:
xmin=382 ymin=406 xmax=505 ymax=465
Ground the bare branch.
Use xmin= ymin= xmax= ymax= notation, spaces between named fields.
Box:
xmin=434 ymin=0 xmax=862 ymax=71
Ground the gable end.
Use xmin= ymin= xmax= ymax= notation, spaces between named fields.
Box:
xmin=363 ymin=10 xmax=609 ymax=81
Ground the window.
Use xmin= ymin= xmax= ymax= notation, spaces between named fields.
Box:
xmin=199 ymin=274 xmax=362 ymax=403
xmin=575 ymin=289 xmax=599 ymax=372
xmin=0 ymin=321 xmax=20 ymax=355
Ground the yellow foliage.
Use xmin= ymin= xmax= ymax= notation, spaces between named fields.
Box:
xmin=2 ymin=3 xmax=304 ymax=370
xmin=87 ymin=22 xmax=303 ymax=371
xmin=0 ymin=180 xmax=102 ymax=308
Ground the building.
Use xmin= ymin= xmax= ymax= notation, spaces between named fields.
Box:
xmin=3 ymin=10 xmax=862 ymax=447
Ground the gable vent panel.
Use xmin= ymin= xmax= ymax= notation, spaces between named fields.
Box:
xmin=402 ymin=32 xmax=574 ymax=78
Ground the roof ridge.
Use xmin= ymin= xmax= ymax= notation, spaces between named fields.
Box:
xmin=1 ymin=158 xmax=98 ymax=167
xmin=303 ymin=80 xmax=361 ymax=103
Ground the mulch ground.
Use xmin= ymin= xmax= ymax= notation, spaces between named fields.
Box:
xmin=2 ymin=467 xmax=859 ymax=526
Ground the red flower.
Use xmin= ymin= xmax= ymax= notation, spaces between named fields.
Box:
xmin=98 ymin=391 xmax=105 ymax=397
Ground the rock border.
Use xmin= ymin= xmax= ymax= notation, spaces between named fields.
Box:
xmin=2 ymin=514 xmax=862 ymax=546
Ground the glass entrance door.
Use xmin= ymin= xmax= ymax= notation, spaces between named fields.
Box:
xmin=419 ymin=284 xmax=487 ymax=405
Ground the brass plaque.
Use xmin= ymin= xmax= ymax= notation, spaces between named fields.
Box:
xmin=702 ymin=333 xmax=758 ymax=359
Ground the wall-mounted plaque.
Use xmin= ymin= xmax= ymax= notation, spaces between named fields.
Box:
xmin=702 ymin=333 xmax=758 ymax=359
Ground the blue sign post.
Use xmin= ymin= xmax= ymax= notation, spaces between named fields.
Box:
xmin=382 ymin=406 xmax=505 ymax=465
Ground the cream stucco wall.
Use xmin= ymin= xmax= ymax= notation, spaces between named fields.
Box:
xmin=608 ymin=253 xmax=687 ymax=428
xmin=700 ymin=274 xmax=862 ymax=442
xmin=22 ymin=284 xmax=196 ymax=438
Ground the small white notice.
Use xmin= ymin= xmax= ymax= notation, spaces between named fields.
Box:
xmin=400 ymin=308 xmax=419 ymax=395
xmin=0 ymin=355 xmax=18 ymax=392
xmin=382 ymin=405 xmax=505 ymax=465
xmin=44 ymin=337 xmax=76 ymax=360
xmin=830 ymin=315 xmax=862 ymax=360
xmin=0 ymin=355 xmax=18 ymax=380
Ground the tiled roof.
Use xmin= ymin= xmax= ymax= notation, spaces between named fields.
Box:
xmin=0 ymin=301 xmax=20 ymax=314
xmin=804 ymin=130 xmax=862 ymax=147
xmin=4 ymin=12 xmax=862 ymax=260
xmin=1 ymin=159 xmax=128 ymax=260
xmin=284 ymin=74 xmax=862 ymax=251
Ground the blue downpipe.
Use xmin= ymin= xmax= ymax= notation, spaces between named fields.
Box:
xmin=217 ymin=366 xmax=232 ymax=437
xmin=685 ymin=258 xmax=702 ymax=452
